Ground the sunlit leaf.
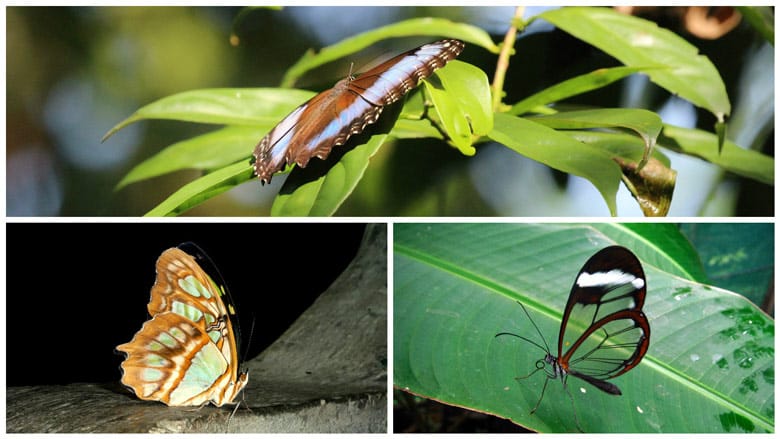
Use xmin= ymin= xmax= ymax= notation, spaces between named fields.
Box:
xmin=103 ymin=88 xmax=315 ymax=141
xmin=117 ymin=126 xmax=264 ymax=190
xmin=281 ymin=18 xmax=497 ymax=87
xmin=510 ymin=66 xmax=667 ymax=116
xmin=541 ymin=7 xmax=731 ymax=120
xmin=488 ymin=113 xmax=622 ymax=216
xmin=144 ymin=162 xmax=253 ymax=217
xmin=530 ymin=108 xmax=663 ymax=169
xmin=660 ymin=125 xmax=773 ymax=185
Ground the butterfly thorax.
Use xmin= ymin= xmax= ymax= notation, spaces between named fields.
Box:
xmin=540 ymin=353 xmax=566 ymax=381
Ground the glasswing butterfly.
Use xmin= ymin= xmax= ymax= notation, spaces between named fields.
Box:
xmin=496 ymin=245 xmax=650 ymax=432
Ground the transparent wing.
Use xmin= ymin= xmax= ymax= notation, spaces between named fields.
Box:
xmin=558 ymin=246 xmax=650 ymax=380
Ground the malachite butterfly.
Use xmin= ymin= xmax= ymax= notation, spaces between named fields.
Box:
xmin=116 ymin=243 xmax=248 ymax=406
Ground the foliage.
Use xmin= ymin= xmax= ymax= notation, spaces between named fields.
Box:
xmin=103 ymin=7 xmax=774 ymax=216
xmin=394 ymin=223 xmax=774 ymax=433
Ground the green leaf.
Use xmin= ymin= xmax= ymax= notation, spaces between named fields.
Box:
xmin=270 ymin=133 xmax=389 ymax=216
xmin=530 ymin=108 xmax=663 ymax=168
xmin=424 ymin=60 xmax=492 ymax=156
xmin=116 ymin=126 xmax=265 ymax=190
xmin=103 ymin=88 xmax=315 ymax=141
xmin=394 ymin=223 xmax=774 ymax=433
xmin=540 ymin=7 xmax=731 ymax=120
xmin=144 ymin=161 xmax=253 ymax=217
xmin=437 ymin=61 xmax=493 ymax=135
xmin=737 ymin=6 xmax=774 ymax=46
xmin=488 ymin=112 xmax=622 ymax=216
xmin=510 ymin=66 xmax=667 ymax=116
xmin=281 ymin=18 xmax=498 ymax=87
xmin=391 ymin=118 xmax=444 ymax=140
xmin=681 ymin=223 xmax=774 ymax=308
xmin=660 ymin=125 xmax=774 ymax=185
xmin=591 ymin=223 xmax=707 ymax=282
xmin=424 ymin=83 xmax=472 ymax=154
xmin=564 ymin=130 xmax=670 ymax=167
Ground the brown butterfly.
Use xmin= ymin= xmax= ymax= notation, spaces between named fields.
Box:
xmin=253 ymin=39 xmax=465 ymax=183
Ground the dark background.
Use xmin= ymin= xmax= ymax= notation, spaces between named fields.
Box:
xmin=6 ymin=222 xmax=368 ymax=386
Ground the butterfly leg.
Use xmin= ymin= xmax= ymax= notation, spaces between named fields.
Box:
xmin=529 ymin=376 xmax=551 ymax=415
xmin=561 ymin=376 xmax=585 ymax=433
xmin=226 ymin=401 xmax=242 ymax=433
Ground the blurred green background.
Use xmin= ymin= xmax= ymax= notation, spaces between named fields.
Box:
xmin=6 ymin=6 xmax=773 ymax=216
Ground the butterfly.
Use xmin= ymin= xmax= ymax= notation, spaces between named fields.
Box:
xmin=116 ymin=243 xmax=248 ymax=407
xmin=253 ymin=39 xmax=465 ymax=184
xmin=496 ymin=245 xmax=650 ymax=431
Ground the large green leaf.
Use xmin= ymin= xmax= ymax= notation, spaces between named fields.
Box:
xmin=563 ymin=130 xmax=670 ymax=167
xmin=116 ymin=126 xmax=264 ymax=190
xmin=660 ymin=125 xmax=774 ymax=185
xmin=144 ymin=161 xmax=253 ymax=216
xmin=488 ymin=112 xmax=622 ymax=216
xmin=530 ymin=109 xmax=663 ymax=167
xmin=591 ymin=223 xmax=707 ymax=282
xmin=562 ymin=124 xmax=774 ymax=185
xmin=680 ymin=223 xmax=774 ymax=308
xmin=510 ymin=66 xmax=667 ymax=116
xmin=102 ymin=88 xmax=315 ymax=140
xmin=394 ymin=223 xmax=773 ymax=433
xmin=281 ymin=18 xmax=497 ymax=87
xmin=540 ymin=7 xmax=731 ymax=120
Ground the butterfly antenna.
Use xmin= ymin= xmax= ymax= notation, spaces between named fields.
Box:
xmin=517 ymin=301 xmax=553 ymax=354
xmin=495 ymin=301 xmax=552 ymax=355
xmin=494 ymin=331 xmax=548 ymax=354
xmin=240 ymin=313 xmax=257 ymax=369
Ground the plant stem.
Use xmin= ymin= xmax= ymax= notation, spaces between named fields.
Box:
xmin=492 ymin=6 xmax=525 ymax=112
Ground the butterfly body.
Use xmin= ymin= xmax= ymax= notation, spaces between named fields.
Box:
xmin=253 ymin=39 xmax=465 ymax=183
xmin=117 ymin=246 xmax=248 ymax=407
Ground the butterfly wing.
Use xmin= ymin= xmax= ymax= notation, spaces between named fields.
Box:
xmin=253 ymin=86 xmax=383 ymax=183
xmin=116 ymin=246 xmax=248 ymax=406
xmin=347 ymin=39 xmax=465 ymax=106
xmin=557 ymin=246 xmax=650 ymax=392
xmin=252 ymin=39 xmax=464 ymax=184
